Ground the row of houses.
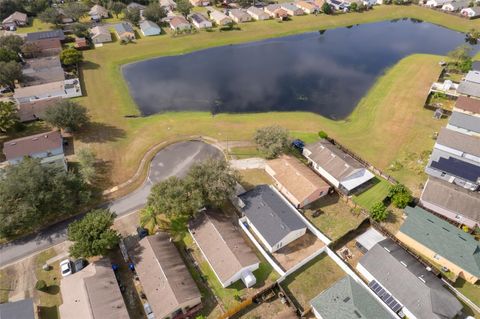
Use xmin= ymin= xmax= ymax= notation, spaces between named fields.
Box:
xmin=424 ymin=0 xmax=480 ymax=18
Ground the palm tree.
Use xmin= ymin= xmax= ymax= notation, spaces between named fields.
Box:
xmin=140 ymin=207 xmax=188 ymax=240
xmin=140 ymin=206 xmax=162 ymax=234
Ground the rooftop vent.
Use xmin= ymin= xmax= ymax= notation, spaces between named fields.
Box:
xmin=343 ymin=297 xmax=351 ymax=303
xmin=354 ymin=310 xmax=362 ymax=318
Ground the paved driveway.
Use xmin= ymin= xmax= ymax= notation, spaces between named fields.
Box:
xmin=0 ymin=141 xmax=222 ymax=268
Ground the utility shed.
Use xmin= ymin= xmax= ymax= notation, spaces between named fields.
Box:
xmin=355 ymin=227 xmax=386 ymax=253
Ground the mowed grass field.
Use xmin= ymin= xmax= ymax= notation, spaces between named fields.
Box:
xmin=72 ymin=5 xmax=459 ymax=193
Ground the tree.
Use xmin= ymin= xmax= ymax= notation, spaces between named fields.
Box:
xmin=186 ymin=158 xmax=239 ymax=208
xmin=147 ymin=176 xmax=203 ymax=219
xmin=388 ymin=183 xmax=412 ymax=209
xmin=71 ymin=23 xmax=90 ymax=38
xmin=39 ymin=7 xmax=61 ymax=25
xmin=109 ymin=1 xmax=126 ymax=17
xmin=0 ymin=158 xmax=92 ymax=237
xmin=27 ymin=0 xmax=50 ymax=15
xmin=0 ymin=61 xmax=22 ymax=89
xmin=0 ymin=101 xmax=19 ymax=133
xmin=321 ymin=2 xmax=333 ymax=14
xmin=369 ymin=202 xmax=388 ymax=222
xmin=236 ymin=0 xmax=252 ymax=8
xmin=140 ymin=206 xmax=188 ymax=239
xmin=35 ymin=280 xmax=47 ymax=291
xmin=62 ymin=2 xmax=89 ymax=21
xmin=254 ymin=125 xmax=289 ymax=159
xmin=176 ymin=0 xmax=192 ymax=17
xmin=318 ymin=130 xmax=328 ymax=139
xmin=0 ymin=48 xmax=18 ymax=62
xmin=44 ymin=100 xmax=89 ymax=132
xmin=349 ymin=2 xmax=358 ymax=11
xmin=0 ymin=35 xmax=24 ymax=54
xmin=124 ymin=7 xmax=141 ymax=25
xmin=0 ymin=0 xmax=24 ymax=20
xmin=142 ymin=3 xmax=167 ymax=23
xmin=447 ymin=45 xmax=472 ymax=68
xmin=60 ymin=48 xmax=83 ymax=65
xmin=140 ymin=206 xmax=162 ymax=233
xmin=68 ymin=209 xmax=120 ymax=258
xmin=77 ymin=148 xmax=97 ymax=184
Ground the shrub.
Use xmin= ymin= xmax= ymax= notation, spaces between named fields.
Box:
xmin=35 ymin=280 xmax=47 ymax=291
xmin=370 ymin=202 xmax=388 ymax=222
xmin=388 ymin=184 xmax=412 ymax=209
xmin=318 ymin=130 xmax=328 ymax=139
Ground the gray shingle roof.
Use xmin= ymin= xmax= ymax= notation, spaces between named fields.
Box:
xmin=25 ymin=30 xmax=65 ymax=42
xmin=457 ymin=80 xmax=480 ymax=98
xmin=310 ymin=276 xmax=396 ymax=319
xmin=0 ymin=299 xmax=35 ymax=319
xmin=449 ymin=111 xmax=480 ymax=133
xmin=239 ymin=185 xmax=306 ymax=247
xmin=400 ymin=206 xmax=480 ymax=278
xmin=358 ymin=239 xmax=463 ymax=319
xmin=114 ymin=22 xmax=134 ymax=35
xmin=140 ymin=20 xmax=160 ymax=32
xmin=435 ymin=127 xmax=480 ymax=158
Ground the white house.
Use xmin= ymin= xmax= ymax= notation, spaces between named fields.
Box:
xmin=189 ymin=12 xmax=212 ymax=29
xmin=280 ymin=3 xmax=305 ymax=15
xmin=210 ymin=10 xmax=233 ymax=25
xmin=169 ymin=16 xmax=191 ymax=31
xmin=295 ymin=0 xmax=319 ymax=13
xmin=442 ymin=0 xmax=468 ymax=11
xmin=90 ymin=26 xmax=112 ymax=44
xmin=302 ymin=139 xmax=375 ymax=194
xmin=228 ymin=9 xmax=252 ymax=23
xmin=461 ymin=6 xmax=480 ymax=18
xmin=189 ymin=210 xmax=260 ymax=288
xmin=238 ymin=185 xmax=307 ymax=253
xmin=247 ymin=6 xmax=270 ymax=20
xmin=424 ymin=0 xmax=450 ymax=7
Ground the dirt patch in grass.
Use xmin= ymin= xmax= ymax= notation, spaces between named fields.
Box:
xmin=232 ymin=294 xmax=296 ymax=319
xmin=380 ymin=206 xmax=405 ymax=235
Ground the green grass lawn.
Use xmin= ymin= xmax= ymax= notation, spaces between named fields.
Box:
xmin=230 ymin=146 xmax=266 ymax=159
xmin=453 ymin=278 xmax=480 ymax=308
xmin=281 ymin=253 xmax=345 ymax=312
xmin=16 ymin=18 xmax=54 ymax=34
xmin=303 ymin=194 xmax=367 ymax=241
xmin=0 ymin=269 xmax=10 ymax=303
xmin=34 ymin=249 xmax=62 ymax=319
xmin=352 ymin=177 xmax=391 ymax=211
xmin=239 ymin=169 xmax=274 ymax=191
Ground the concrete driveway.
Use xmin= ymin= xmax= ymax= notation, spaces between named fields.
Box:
xmin=0 ymin=141 xmax=222 ymax=268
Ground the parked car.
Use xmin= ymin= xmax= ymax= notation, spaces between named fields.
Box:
xmin=60 ymin=259 xmax=73 ymax=277
xmin=143 ymin=303 xmax=155 ymax=319
xmin=74 ymin=258 xmax=88 ymax=272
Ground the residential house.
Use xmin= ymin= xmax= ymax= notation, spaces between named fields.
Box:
xmin=265 ymin=155 xmax=330 ymax=208
xmin=169 ymin=16 xmax=191 ymax=31
xmin=189 ymin=13 xmax=212 ymax=29
xmin=280 ymin=3 xmax=305 ymax=15
xmin=229 ymin=9 xmax=252 ymax=23
xmin=140 ymin=20 xmax=161 ymax=36
xmin=295 ymin=1 xmax=319 ymax=13
xmin=89 ymin=4 xmax=109 ymax=20
xmin=460 ymin=6 xmax=480 ymax=18
xmin=190 ymin=0 xmax=210 ymax=6
xmin=22 ymin=56 xmax=65 ymax=86
xmin=303 ymin=139 xmax=375 ymax=194
xmin=127 ymin=2 xmax=146 ymax=11
xmin=25 ymin=30 xmax=65 ymax=42
xmin=315 ymin=0 xmax=327 ymax=7
xmin=355 ymin=227 xmax=386 ymax=253
xmin=310 ymin=276 xmax=396 ymax=319
xmin=210 ymin=10 xmax=233 ymax=25
xmin=398 ymin=206 xmax=480 ymax=284
xmin=90 ymin=26 xmax=112 ymax=44
xmin=446 ymin=111 xmax=480 ymax=137
xmin=425 ymin=0 xmax=450 ymax=7
xmin=453 ymin=96 xmax=480 ymax=116
xmin=14 ymin=79 xmax=82 ymax=103
xmin=189 ymin=210 xmax=260 ymax=288
xmin=420 ymin=177 xmax=480 ymax=228
xmin=26 ymin=38 xmax=62 ymax=57
xmin=59 ymin=258 xmax=129 ymax=319
xmin=57 ymin=8 xmax=74 ymax=24
xmin=457 ymin=70 xmax=480 ymax=98
xmin=74 ymin=37 xmax=89 ymax=50
xmin=425 ymin=148 xmax=480 ymax=190
xmin=434 ymin=127 xmax=480 ymax=164
xmin=114 ymin=22 xmax=136 ymax=41
xmin=129 ymin=233 xmax=202 ymax=319
xmin=3 ymin=130 xmax=66 ymax=170
xmin=2 ymin=11 xmax=28 ymax=28
xmin=0 ymin=298 xmax=35 ymax=319
xmin=160 ymin=0 xmax=177 ymax=10
xmin=238 ymin=185 xmax=307 ymax=253
xmin=357 ymin=239 xmax=463 ymax=319
xmin=264 ymin=4 xmax=281 ymax=16
xmin=328 ymin=0 xmax=349 ymax=11
xmin=247 ymin=6 xmax=270 ymax=20
xmin=442 ymin=0 xmax=469 ymax=11
xmin=17 ymin=97 xmax=61 ymax=122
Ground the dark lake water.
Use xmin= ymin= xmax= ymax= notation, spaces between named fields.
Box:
xmin=122 ymin=19 xmax=477 ymax=119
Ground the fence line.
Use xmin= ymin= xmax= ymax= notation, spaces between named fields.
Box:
xmin=442 ymin=279 xmax=480 ymax=314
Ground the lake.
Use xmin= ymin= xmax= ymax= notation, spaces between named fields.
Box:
xmin=122 ymin=19 xmax=476 ymax=119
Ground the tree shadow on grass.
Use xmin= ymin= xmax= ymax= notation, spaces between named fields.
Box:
xmin=37 ymin=305 xmax=59 ymax=319
xmin=78 ymin=61 xmax=101 ymax=97
xmin=77 ymin=122 xmax=126 ymax=143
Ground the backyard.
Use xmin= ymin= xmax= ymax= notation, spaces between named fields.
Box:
xmin=352 ymin=177 xmax=391 ymax=211
xmin=238 ymin=169 xmax=274 ymax=191
xmin=280 ymin=253 xmax=345 ymax=312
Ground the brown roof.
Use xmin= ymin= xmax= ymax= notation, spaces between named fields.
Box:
xmin=273 ymin=8 xmax=289 ymax=16
xmin=455 ymin=96 xmax=480 ymax=114
xmin=130 ymin=233 xmax=201 ymax=319
xmin=436 ymin=127 xmax=480 ymax=158
xmin=170 ymin=16 xmax=190 ymax=28
xmin=17 ymin=97 xmax=60 ymax=122
xmin=3 ymin=130 xmax=62 ymax=160
xmin=305 ymin=139 xmax=364 ymax=180
xmin=421 ymin=178 xmax=480 ymax=224
xmin=2 ymin=11 xmax=28 ymax=24
xmin=75 ymin=37 xmax=89 ymax=48
xmin=189 ymin=211 xmax=259 ymax=284
xmin=267 ymin=155 xmax=330 ymax=203
xmin=30 ymin=38 xmax=62 ymax=51
xmin=296 ymin=1 xmax=318 ymax=9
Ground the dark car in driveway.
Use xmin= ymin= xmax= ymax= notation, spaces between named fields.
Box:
xmin=74 ymin=258 xmax=88 ymax=272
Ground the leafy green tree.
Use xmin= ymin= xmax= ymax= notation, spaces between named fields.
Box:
xmin=124 ymin=7 xmax=141 ymax=25
xmin=0 ymin=48 xmax=18 ymax=62
xmin=388 ymin=183 xmax=412 ymax=209
xmin=60 ymin=48 xmax=83 ymax=65
xmin=71 ymin=23 xmax=90 ymax=38
xmin=447 ymin=45 xmax=472 ymax=68
xmin=27 ymin=0 xmax=49 ymax=15
xmin=0 ymin=61 xmax=23 ymax=89
xmin=0 ymin=35 xmax=24 ymax=54
xmin=186 ymin=158 xmax=239 ymax=208
xmin=140 ymin=206 xmax=162 ymax=233
xmin=0 ymin=0 xmax=24 ymax=20
xmin=147 ymin=176 xmax=202 ymax=219
xmin=63 ymin=2 xmax=89 ymax=21
xmin=35 ymin=280 xmax=47 ymax=291
xmin=349 ymin=2 xmax=358 ymax=11
xmin=110 ymin=1 xmax=126 ymax=17
xmin=369 ymin=202 xmax=388 ymax=222
xmin=321 ymin=2 xmax=333 ymax=14
xmin=0 ymin=158 xmax=92 ymax=237
xmin=254 ymin=125 xmax=289 ymax=159
xmin=142 ymin=3 xmax=166 ymax=23
xmin=0 ymin=101 xmax=19 ymax=133
xmin=44 ymin=100 xmax=89 ymax=132
xmin=176 ymin=0 xmax=192 ymax=17
xmin=318 ymin=130 xmax=328 ymax=139
xmin=140 ymin=207 xmax=187 ymax=240
xmin=77 ymin=148 xmax=97 ymax=184
xmin=68 ymin=209 xmax=120 ymax=258
xmin=39 ymin=7 xmax=61 ymax=25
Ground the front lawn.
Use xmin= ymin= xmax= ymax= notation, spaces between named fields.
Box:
xmin=34 ymin=249 xmax=62 ymax=319
xmin=453 ymin=278 xmax=480 ymax=308
xmin=16 ymin=18 xmax=54 ymax=34
xmin=238 ymin=169 xmax=274 ymax=191
xmin=352 ymin=177 xmax=391 ymax=211
xmin=281 ymin=253 xmax=345 ymax=312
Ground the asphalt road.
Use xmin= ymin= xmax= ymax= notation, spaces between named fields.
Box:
xmin=0 ymin=141 xmax=222 ymax=268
